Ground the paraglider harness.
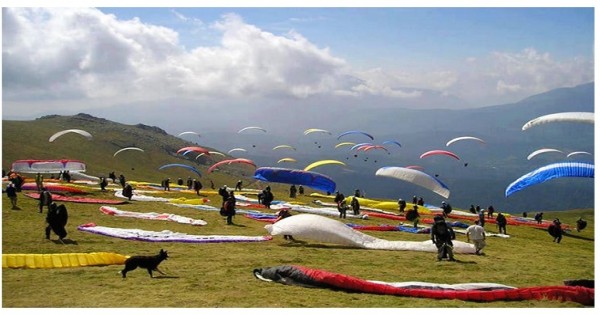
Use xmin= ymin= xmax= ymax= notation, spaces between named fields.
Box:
xmin=220 ymin=199 xmax=236 ymax=217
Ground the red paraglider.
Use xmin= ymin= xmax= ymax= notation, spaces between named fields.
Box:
xmin=419 ymin=150 xmax=460 ymax=160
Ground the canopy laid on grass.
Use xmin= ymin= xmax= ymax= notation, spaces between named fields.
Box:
xmin=99 ymin=206 xmax=207 ymax=226
xmin=265 ymin=214 xmax=475 ymax=253
xmin=78 ymin=223 xmax=272 ymax=243
xmin=3 ymin=252 xmax=128 ymax=269
xmin=253 ymin=265 xmax=594 ymax=306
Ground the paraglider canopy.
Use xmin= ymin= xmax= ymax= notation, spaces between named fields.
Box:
xmin=113 ymin=147 xmax=145 ymax=157
xmin=420 ymin=150 xmax=460 ymax=160
xmin=304 ymin=160 xmax=346 ymax=172
xmin=522 ymin=112 xmax=594 ymax=131
xmin=238 ymin=126 xmax=267 ymax=133
xmin=446 ymin=136 xmax=485 ymax=147
xmin=505 ymin=162 xmax=594 ymax=197
xmin=158 ymin=163 xmax=202 ymax=178
xmin=176 ymin=146 xmax=210 ymax=155
xmin=526 ymin=148 xmax=564 ymax=160
xmin=11 ymin=159 xmax=86 ymax=173
xmin=375 ymin=166 xmax=450 ymax=198
xmin=49 ymin=129 xmax=93 ymax=142
xmin=337 ymin=130 xmax=374 ymax=141
xmin=254 ymin=167 xmax=336 ymax=193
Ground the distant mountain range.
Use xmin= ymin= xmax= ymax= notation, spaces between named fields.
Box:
xmin=2 ymin=82 xmax=594 ymax=212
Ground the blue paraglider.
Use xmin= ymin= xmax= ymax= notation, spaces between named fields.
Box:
xmin=254 ymin=167 xmax=336 ymax=193
xmin=505 ymin=162 xmax=594 ymax=197
xmin=158 ymin=163 xmax=202 ymax=178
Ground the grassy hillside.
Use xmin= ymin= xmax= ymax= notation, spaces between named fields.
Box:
xmin=2 ymin=114 xmax=594 ymax=308
xmin=2 ymin=114 xmax=280 ymax=191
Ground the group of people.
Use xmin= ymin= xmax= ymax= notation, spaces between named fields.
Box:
xmin=333 ymin=191 xmax=361 ymax=219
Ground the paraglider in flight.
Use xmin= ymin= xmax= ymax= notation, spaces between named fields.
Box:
xmin=208 ymin=158 xmax=257 ymax=173
xmin=382 ymin=140 xmax=402 ymax=148
xmin=419 ymin=150 xmax=460 ymax=160
xmin=335 ymin=142 xmax=356 ymax=149
xmin=254 ymin=167 xmax=336 ymax=193
xmin=209 ymin=151 xmax=226 ymax=157
xmin=375 ymin=166 xmax=450 ymax=198
xmin=176 ymin=146 xmax=210 ymax=155
xmin=277 ymin=158 xmax=298 ymax=163
xmin=238 ymin=126 xmax=267 ymax=133
xmin=272 ymin=145 xmax=296 ymax=151
xmin=404 ymin=165 xmax=424 ymax=171
xmin=228 ymin=148 xmax=247 ymax=154
xmin=337 ymin=130 xmax=374 ymax=141
xmin=567 ymin=151 xmax=592 ymax=158
xmin=49 ymin=129 xmax=93 ymax=142
xmin=505 ymin=162 xmax=594 ymax=197
xmin=113 ymin=147 xmax=145 ymax=157
xmin=177 ymin=131 xmax=201 ymax=138
xmin=303 ymin=128 xmax=332 ymax=136
xmin=158 ymin=163 xmax=202 ymax=178
xmin=304 ymin=160 xmax=346 ymax=172
xmin=521 ymin=112 xmax=594 ymax=131
xmin=526 ymin=148 xmax=564 ymax=160
xmin=349 ymin=143 xmax=374 ymax=151
xmin=446 ymin=136 xmax=485 ymax=147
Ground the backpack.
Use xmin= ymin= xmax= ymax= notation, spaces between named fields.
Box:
xmin=433 ymin=221 xmax=452 ymax=240
xmin=405 ymin=210 xmax=417 ymax=221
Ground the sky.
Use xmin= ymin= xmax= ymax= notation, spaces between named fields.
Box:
xmin=1 ymin=1 xmax=596 ymax=127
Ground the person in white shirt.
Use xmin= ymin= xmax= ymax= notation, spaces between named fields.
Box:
xmin=466 ymin=220 xmax=486 ymax=255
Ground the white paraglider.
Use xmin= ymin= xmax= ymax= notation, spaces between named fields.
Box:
xmin=375 ymin=166 xmax=450 ymax=198
xmin=526 ymin=148 xmax=564 ymax=160
xmin=522 ymin=112 xmax=594 ymax=131
xmin=265 ymin=214 xmax=475 ymax=254
xmin=49 ymin=129 xmax=93 ymax=142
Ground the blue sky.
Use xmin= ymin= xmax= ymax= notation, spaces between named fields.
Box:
xmin=2 ymin=3 xmax=596 ymax=124
xmin=98 ymin=7 xmax=594 ymax=70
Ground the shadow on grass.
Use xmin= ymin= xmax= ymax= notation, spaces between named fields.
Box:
xmin=153 ymin=275 xmax=180 ymax=279
xmin=280 ymin=242 xmax=358 ymax=250
xmin=51 ymin=238 xmax=79 ymax=245
xmin=562 ymin=233 xmax=594 ymax=242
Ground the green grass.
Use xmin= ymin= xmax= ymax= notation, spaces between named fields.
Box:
xmin=2 ymin=185 xmax=594 ymax=308
xmin=2 ymin=114 xmax=595 ymax=308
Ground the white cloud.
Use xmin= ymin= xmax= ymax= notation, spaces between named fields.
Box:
xmin=2 ymin=8 xmax=594 ymax=117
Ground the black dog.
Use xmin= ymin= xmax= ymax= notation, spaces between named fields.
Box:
xmin=120 ymin=249 xmax=169 ymax=278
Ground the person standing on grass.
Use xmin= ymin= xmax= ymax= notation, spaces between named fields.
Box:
xmin=496 ymin=212 xmax=507 ymax=234
xmin=35 ymin=172 xmax=44 ymax=191
xmin=6 ymin=182 xmax=18 ymax=209
xmin=262 ymin=186 xmax=274 ymax=209
xmin=466 ymin=220 xmax=486 ymax=255
xmin=487 ymin=205 xmax=495 ymax=219
xmin=431 ymin=215 xmax=456 ymax=261
xmin=38 ymin=187 xmax=53 ymax=213
xmin=478 ymin=206 xmax=485 ymax=227
xmin=549 ymin=218 xmax=563 ymax=243
xmin=193 ymin=179 xmax=202 ymax=196
xmin=225 ymin=191 xmax=236 ymax=225
xmin=351 ymin=196 xmax=360 ymax=215
xmin=289 ymin=184 xmax=297 ymax=198
xmin=398 ymin=198 xmax=406 ymax=214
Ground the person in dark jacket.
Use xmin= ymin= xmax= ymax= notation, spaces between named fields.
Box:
xmin=193 ymin=179 xmax=202 ymax=195
xmin=218 ymin=185 xmax=229 ymax=205
xmin=122 ymin=183 xmax=133 ymax=200
xmin=398 ymin=198 xmax=407 ymax=214
xmin=487 ymin=205 xmax=495 ymax=219
xmin=261 ymin=186 xmax=274 ymax=209
xmin=576 ymin=217 xmax=587 ymax=232
xmin=289 ymin=184 xmax=297 ymax=198
xmin=441 ymin=201 xmax=452 ymax=218
xmin=406 ymin=204 xmax=420 ymax=228
xmin=45 ymin=203 xmax=68 ymax=241
xmin=186 ymin=177 xmax=193 ymax=189
xmin=431 ymin=215 xmax=456 ymax=261
xmin=298 ymin=185 xmax=304 ymax=195
xmin=350 ymin=196 xmax=360 ymax=215
xmin=38 ymin=187 xmax=53 ymax=213
xmin=549 ymin=218 xmax=563 ymax=243
xmin=224 ymin=191 xmax=236 ymax=225
xmin=496 ymin=212 xmax=507 ymax=234
xmin=6 ymin=183 xmax=18 ymax=209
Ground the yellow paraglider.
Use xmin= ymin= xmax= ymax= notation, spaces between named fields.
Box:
xmin=304 ymin=160 xmax=346 ymax=172
xmin=335 ymin=142 xmax=356 ymax=149
xmin=3 ymin=252 xmax=128 ymax=269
